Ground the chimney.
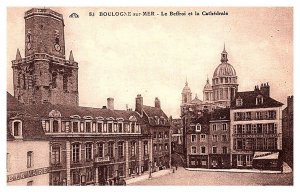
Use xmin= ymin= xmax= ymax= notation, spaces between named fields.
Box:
xmin=287 ymin=96 xmax=293 ymax=109
xmin=155 ymin=97 xmax=161 ymax=108
xmin=135 ymin=94 xmax=143 ymax=116
xmin=107 ymin=97 xmax=114 ymax=110
xmin=260 ymin=82 xmax=270 ymax=97
xmin=102 ymin=106 xmax=107 ymax=109
xmin=254 ymin=85 xmax=259 ymax=91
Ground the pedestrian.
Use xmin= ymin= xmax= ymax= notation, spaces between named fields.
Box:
xmin=122 ymin=179 xmax=126 ymax=186
xmin=176 ymin=164 xmax=178 ymax=170
xmin=109 ymin=179 xmax=112 ymax=186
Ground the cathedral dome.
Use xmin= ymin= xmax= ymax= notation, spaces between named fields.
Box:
xmin=213 ymin=45 xmax=236 ymax=78
xmin=213 ymin=62 xmax=236 ymax=77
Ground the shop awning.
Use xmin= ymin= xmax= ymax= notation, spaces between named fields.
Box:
xmin=253 ymin=152 xmax=279 ymax=160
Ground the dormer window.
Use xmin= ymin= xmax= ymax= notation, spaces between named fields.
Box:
xmin=236 ymin=98 xmax=243 ymax=107
xmin=256 ymin=95 xmax=264 ymax=105
xmin=85 ymin=121 xmax=92 ymax=132
xmin=196 ymin=123 xmax=201 ymax=132
xmin=53 ymin=120 xmax=59 ymax=133
xmin=12 ymin=120 xmax=22 ymax=138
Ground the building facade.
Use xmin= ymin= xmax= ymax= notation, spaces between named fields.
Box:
xmin=282 ymin=96 xmax=293 ymax=169
xmin=136 ymin=96 xmax=171 ymax=171
xmin=208 ymin=108 xmax=231 ymax=169
xmin=185 ymin=108 xmax=231 ymax=169
xmin=230 ymin=84 xmax=283 ymax=170
xmin=7 ymin=92 xmax=50 ymax=186
xmin=186 ymin=113 xmax=210 ymax=168
xmin=8 ymin=8 xmax=171 ymax=186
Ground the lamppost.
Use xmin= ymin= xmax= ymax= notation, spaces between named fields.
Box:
xmin=148 ymin=161 xmax=152 ymax=178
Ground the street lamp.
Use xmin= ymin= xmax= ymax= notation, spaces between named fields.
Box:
xmin=149 ymin=161 xmax=152 ymax=178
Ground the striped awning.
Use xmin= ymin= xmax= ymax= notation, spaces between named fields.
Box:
xmin=253 ymin=152 xmax=279 ymax=160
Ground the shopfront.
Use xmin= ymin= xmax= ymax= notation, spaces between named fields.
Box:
xmin=209 ymin=154 xmax=231 ymax=169
xmin=252 ymin=151 xmax=282 ymax=171
xmin=189 ymin=155 xmax=208 ymax=168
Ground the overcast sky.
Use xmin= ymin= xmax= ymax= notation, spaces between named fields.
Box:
xmin=7 ymin=7 xmax=293 ymax=118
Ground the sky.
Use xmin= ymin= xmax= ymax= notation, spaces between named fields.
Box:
xmin=6 ymin=7 xmax=293 ymax=118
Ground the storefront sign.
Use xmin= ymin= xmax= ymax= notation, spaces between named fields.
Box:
xmin=7 ymin=167 xmax=50 ymax=183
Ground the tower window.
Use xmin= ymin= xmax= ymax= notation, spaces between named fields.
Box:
xmin=23 ymin=74 xmax=26 ymax=89
xmin=52 ymin=72 xmax=57 ymax=88
xmin=63 ymin=75 xmax=68 ymax=92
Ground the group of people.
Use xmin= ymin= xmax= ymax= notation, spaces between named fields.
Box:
xmin=101 ymin=177 xmax=126 ymax=186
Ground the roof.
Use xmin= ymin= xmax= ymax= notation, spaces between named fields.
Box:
xmin=23 ymin=103 xmax=142 ymax=121
xmin=213 ymin=62 xmax=236 ymax=77
xmin=182 ymin=81 xmax=191 ymax=93
xmin=191 ymin=95 xmax=202 ymax=104
xmin=210 ymin=108 xmax=230 ymax=121
xmin=7 ymin=91 xmax=145 ymax=141
xmin=231 ymin=90 xmax=283 ymax=109
xmin=203 ymin=79 xmax=212 ymax=90
xmin=188 ymin=113 xmax=210 ymax=134
xmin=7 ymin=92 xmax=48 ymax=141
xmin=142 ymin=105 xmax=170 ymax=127
xmin=7 ymin=92 xmax=24 ymax=111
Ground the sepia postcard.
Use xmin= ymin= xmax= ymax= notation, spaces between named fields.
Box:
xmin=5 ymin=6 xmax=293 ymax=188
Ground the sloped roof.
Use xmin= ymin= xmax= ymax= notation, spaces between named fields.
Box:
xmin=210 ymin=108 xmax=230 ymax=121
xmin=7 ymin=92 xmax=48 ymax=141
xmin=142 ymin=105 xmax=170 ymax=127
xmin=7 ymin=92 xmax=24 ymax=112
xmin=191 ymin=95 xmax=202 ymax=104
xmin=22 ymin=103 xmax=142 ymax=121
xmin=231 ymin=90 xmax=283 ymax=109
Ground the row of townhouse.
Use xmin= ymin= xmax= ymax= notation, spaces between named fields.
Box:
xmin=7 ymin=92 xmax=171 ymax=185
xmin=185 ymin=84 xmax=284 ymax=170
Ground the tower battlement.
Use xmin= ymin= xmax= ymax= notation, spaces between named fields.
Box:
xmin=25 ymin=8 xmax=63 ymax=20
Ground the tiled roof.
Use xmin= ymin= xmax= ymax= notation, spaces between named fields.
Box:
xmin=231 ymin=90 xmax=283 ymax=109
xmin=142 ymin=105 xmax=170 ymax=126
xmin=7 ymin=92 xmax=48 ymax=141
xmin=7 ymin=92 xmax=24 ymax=111
xmin=22 ymin=104 xmax=143 ymax=121
xmin=210 ymin=108 xmax=230 ymax=121
xmin=188 ymin=114 xmax=210 ymax=134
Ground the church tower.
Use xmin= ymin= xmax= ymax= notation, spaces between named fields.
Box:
xmin=12 ymin=8 xmax=79 ymax=106
xmin=181 ymin=79 xmax=192 ymax=104
xmin=211 ymin=44 xmax=238 ymax=108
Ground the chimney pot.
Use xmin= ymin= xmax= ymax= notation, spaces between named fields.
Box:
xmin=135 ymin=94 xmax=143 ymax=116
xmin=107 ymin=97 xmax=114 ymax=110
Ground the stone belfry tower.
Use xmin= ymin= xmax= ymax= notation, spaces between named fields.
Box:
xmin=11 ymin=8 xmax=79 ymax=106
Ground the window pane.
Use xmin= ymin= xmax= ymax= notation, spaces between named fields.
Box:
xmin=53 ymin=120 xmax=59 ymax=132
